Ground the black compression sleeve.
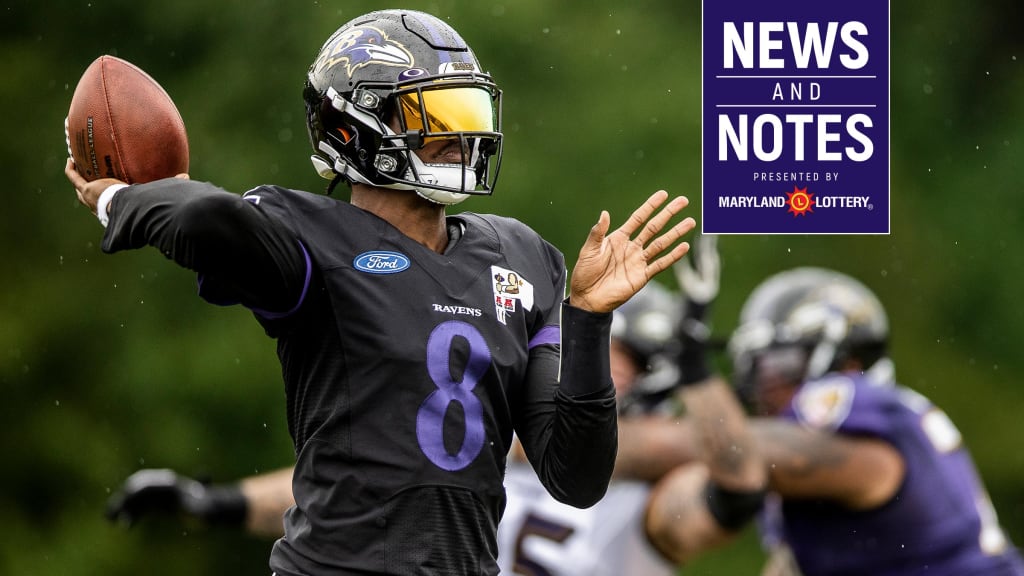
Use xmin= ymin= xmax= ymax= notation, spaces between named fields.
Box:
xmin=101 ymin=180 xmax=306 ymax=313
xmin=508 ymin=303 xmax=618 ymax=508
xmin=557 ymin=300 xmax=614 ymax=398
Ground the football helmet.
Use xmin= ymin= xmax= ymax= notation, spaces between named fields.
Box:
xmin=610 ymin=281 xmax=682 ymax=414
xmin=303 ymin=9 xmax=503 ymax=205
xmin=728 ymin=267 xmax=891 ymax=407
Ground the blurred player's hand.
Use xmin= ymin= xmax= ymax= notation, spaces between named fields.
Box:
xmin=674 ymin=234 xmax=720 ymax=308
xmin=673 ymin=235 xmax=720 ymax=386
xmin=106 ymin=468 xmax=246 ymax=528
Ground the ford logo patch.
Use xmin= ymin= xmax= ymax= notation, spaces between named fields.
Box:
xmin=353 ymin=251 xmax=410 ymax=274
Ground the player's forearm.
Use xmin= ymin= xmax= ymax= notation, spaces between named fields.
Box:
xmin=749 ymin=418 xmax=904 ymax=507
xmin=239 ymin=467 xmax=295 ymax=538
xmin=517 ymin=337 xmax=618 ymax=508
xmin=537 ymin=303 xmax=618 ymax=506
xmin=103 ymin=179 xmax=227 ymax=257
xmin=644 ymin=463 xmax=741 ymax=565
xmin=613 ymin=416 xmax=698 ymax=482
xmin=680 ymin=377 xmax=766 ymax=491
xmin=642 ymin=379 xmax=766 ymax=565
xmin=536 ymin=389 xmax=618 ymax=508
xmin=512 ymin=302 xmax=618 ymax=507
xmin=557 ymin=302 xmax=614 ymax=398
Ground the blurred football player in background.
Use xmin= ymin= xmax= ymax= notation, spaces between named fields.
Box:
xmin=66 ymin=9 xmax=697 ymax=576
xmin=643 ymin=267 xmax=1024 ymax=576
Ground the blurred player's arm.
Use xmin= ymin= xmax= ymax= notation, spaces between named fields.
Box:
xmin=644 ymin=236 xmax=768 ymax=565
xmin=751 ymin=418 xmax=904 ymax=509
xmin=643 ymin=377 xmax=768 ymax=565
xmin=614 ymin=416 xmax=697 ymax=482
xmin=616 ymin=414 xmax=903 ymax=508
xmin=107 ymin=467 xmax=295 ymax=539
xmin=237 ymin=467 xmax=295 ymax=537
xmin=673 ymin=236 xmax=764 ymax=507
xmin=612 ymin=235 xmax=714 ymax=482
xmin=641 ymin=416 xmax=903 ymax=565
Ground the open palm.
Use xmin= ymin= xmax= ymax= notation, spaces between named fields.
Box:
xmin=569 ymin=190 xmax=696 ymax=314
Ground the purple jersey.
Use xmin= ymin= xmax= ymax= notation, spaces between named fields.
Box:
xmin=763 ymin=372 xmax=1024 ymax=576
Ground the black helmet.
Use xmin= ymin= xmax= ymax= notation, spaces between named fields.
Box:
xmin=728 ymin=267 xmax=890 ymax=404
xmin=303 ymin=9 xmax=503 ymax=204
xmin=610 ymin=281 xmax=682 ymax=414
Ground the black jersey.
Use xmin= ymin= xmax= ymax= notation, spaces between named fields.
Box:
xmin=102 ymin=181 xmax=618 ymax=576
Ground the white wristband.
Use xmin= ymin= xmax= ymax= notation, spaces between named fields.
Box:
xmin=96 ymin=184 xmax=128 ymax=228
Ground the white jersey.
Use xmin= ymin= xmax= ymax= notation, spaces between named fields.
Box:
xmin=498 ymin=460 xmax=676 ymax=576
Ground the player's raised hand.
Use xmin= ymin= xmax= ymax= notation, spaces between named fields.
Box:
xmin=569 ymin=190 xmax=695 ymax=313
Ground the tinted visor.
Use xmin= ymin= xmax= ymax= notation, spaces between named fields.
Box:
xmin=397 ymin=85 xmax=497 ymax=137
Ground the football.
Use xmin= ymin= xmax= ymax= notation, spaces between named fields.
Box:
xmin=66 ymin=55 xmax=189 ymax=183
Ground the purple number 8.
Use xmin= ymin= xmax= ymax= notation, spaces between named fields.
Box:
xmin=416 ymin=320 xmax=491 ymax=471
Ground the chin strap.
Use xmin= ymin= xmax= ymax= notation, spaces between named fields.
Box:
xmin=325 ymin=173 xmax=345 ymax=196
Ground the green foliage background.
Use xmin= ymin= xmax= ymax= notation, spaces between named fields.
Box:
xmin=2 ymin=1 xmax=1023 ymax=574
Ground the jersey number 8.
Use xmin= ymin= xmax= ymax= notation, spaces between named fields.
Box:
xmin=417 ymin=320 xmax=491 ymax=471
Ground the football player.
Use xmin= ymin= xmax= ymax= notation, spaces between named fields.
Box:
xmin=107 ymin=237 xmax=731 ymax=575
xmin=65 ymin=9 xmax=695 ymax=576
xmin=107 ymin=280 xmax=685 ymax=575
xmin=643 ymin=267 xmax=1024 ymax=576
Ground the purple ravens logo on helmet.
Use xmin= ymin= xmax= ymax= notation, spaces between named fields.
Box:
xmin=312 ymin=26 xmax=414 ymax=78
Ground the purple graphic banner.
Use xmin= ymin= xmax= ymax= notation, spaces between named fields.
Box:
xmin=702 ymin=0 xmax=890 ymax=234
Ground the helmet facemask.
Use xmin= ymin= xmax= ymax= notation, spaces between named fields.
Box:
xmin=384 ymin=73 xmax=502 ymax=204
xmin=728 ymin=267 xmax=891 ymax=414
xmin=307 ymin=71 xmax=503 ymax=205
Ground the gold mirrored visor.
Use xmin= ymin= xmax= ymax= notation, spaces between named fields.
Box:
xmin=397 ymin=85 xmax=496 ymax=135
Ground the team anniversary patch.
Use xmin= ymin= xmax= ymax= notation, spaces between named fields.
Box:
xmin=701 ymin=0 xmax=890 ymax=234
xmin=492 ymin=265 xmax=534 ymax=325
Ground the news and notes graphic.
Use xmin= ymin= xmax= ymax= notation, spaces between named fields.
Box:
xmin=702 ymin=1 xmax=890 ymax=234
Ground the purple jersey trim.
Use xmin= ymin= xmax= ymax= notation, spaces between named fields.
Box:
xmin=196 ymin=273 xmax=232 ymax=306
xmin=195 ymin=241 xmax=312 ymax=319
xmin=528 ymin=325 xmax=560 ymax=349
xmin=251 ymin=242 xmax=313 ymax=320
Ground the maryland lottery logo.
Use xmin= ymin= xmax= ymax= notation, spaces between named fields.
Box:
xmin=701 ymin=0 xmax=890 ymax=234
xmin=786 ymin=186 xmax=814 ymax=216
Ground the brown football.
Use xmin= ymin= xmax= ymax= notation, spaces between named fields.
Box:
xmin=66 ymin=55 xmax=189 ymax=183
